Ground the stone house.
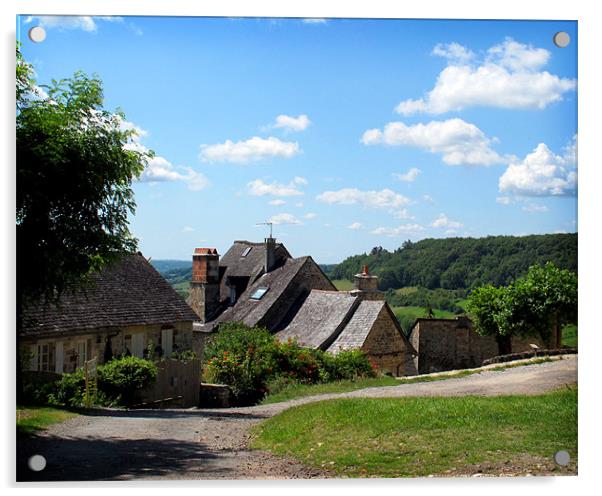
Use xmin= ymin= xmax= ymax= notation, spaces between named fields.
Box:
xmin=19 ymin=252 xmax=199 ymax=374
xmin=187 ymin=237 xmax=336 ymax=356
xmin=187 ymin=237 xmax=418 ymax=376
xmin=408 ymin=317 xmax=543 ymax=374
xmin=277 ymin=267 xmax=418 ymax=376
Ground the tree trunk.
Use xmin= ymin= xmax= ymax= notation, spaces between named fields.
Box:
xmin=496 ymin=334 xmax=512 ymax=356
xmin=553 ymin=319 xmax=562 ymax=349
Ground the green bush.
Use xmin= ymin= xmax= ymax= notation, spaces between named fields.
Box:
xmin=49 ymin=369 xmax=85 ymax=407
xmin=204 ymin=323 xmax=377 ymax=405
xmin=98 ymin=356 xmax=158 ymax=406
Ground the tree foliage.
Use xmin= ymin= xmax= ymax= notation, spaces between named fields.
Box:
xmin=329 ymin=234 xmax=577 ymax=291
xmin=466 ymin=263 xmax=577 ymax=353
xmin=16 ymin=47 xmax=150 ymax=306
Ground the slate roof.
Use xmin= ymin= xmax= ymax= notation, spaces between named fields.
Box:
xmin=215 ymin=256 xmax=313 ymax=329
xmin=327 ymin=300 xmax=386 ymax=353
xmin=276 ymin=290 xmax=360 ymax=349
xmin=218 ymin=240 xmax=291 ymax=302
xmin=19 ymin=253 xmax=199 ymax=338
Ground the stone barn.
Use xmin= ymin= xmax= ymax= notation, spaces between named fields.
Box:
xmin=408 ymin=316 xmax=543 ymax=374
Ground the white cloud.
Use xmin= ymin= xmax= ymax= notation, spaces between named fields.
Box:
xmin=396 ymin=38 xmax=576 ymax=115
xmin=268 ymin=213 xmax=302 ymax=225
xmin=423 ymin=194 xmax=435 ymax=204
xmin=304 ymin=212 xmax=317 ymax=220
xmin=292 ymin=176 xmax=308 ymax=186
xmin=362 ymin=118 xmax=504 ymax=166
xmin=432 ymin=42 xmax=475 ymax=64
xmin=393 ymin=209 xmax=414 ymax=220
xmin=496 ymin=196 xmax=513 ymax=205
xmin=498 ymin=140 xmax=577 ymax=197
xmin=272 ymin=114 xmax=311 ymax=132
xmin=393 ymin=167 xmax=421 ymax=182
xmin=121 ymin=120 xmax=209 ymax=191
xmin=25 ymin=15 xmax=123 ymax=32
xmin=247 ymin=178 xmax=306 ymax=197
xmin=371 ymin=224 xmax=425 ymax=237
xmin=182 ymin=226 xmax=194 ymax=233
xmin=200 ymin=136 xmax=300 ymax=163
xmin=348 ymin=222 xmax=363 ymax=230
xmin=316 ymin=188 xmax=410 ymax=209
xmin=522 ymin=203 xmax=549 ymax=213
xmin=302 ymin=18 xmax=328 ymax=24
xmin=268 ymin=199 xmax=287 ymax=206
xmin=432 ymin=213 xmax=463 ymax=229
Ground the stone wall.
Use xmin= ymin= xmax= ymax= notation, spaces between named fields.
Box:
xmin=409 ymin=318 xmax=543 ymax=374
xmin=361 ymin=306 xmax=418 ymax=377
xmin=20 ymin=321 xmax=194 ymax=374
xmin=138 ymin=358 xmax=201 ymax=407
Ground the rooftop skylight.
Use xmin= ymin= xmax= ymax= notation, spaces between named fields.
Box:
xmin=250 ymin=287 xmax=269 ymax=300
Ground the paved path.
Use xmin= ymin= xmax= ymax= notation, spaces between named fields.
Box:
xmin=17 ymin=355 xmax=577 ymax=481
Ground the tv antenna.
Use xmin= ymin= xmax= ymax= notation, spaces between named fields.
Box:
xmin=256 ymin=221 xmax=274 ymax=238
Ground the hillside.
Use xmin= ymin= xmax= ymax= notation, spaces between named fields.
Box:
xmin=329 ymin=233 xmax=577 ymax=291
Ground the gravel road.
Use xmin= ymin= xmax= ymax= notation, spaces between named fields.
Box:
xmin=17 ymin=355 xmax=577 ymax=481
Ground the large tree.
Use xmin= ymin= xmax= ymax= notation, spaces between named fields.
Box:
xmin=465 ymin=285 xmax=511 ymax=355
xmin=16 ymin=47 xmax=151 ymax=309
xmin=498 ymin=263 xmax=577 ymax=349
xmin=467 ymin=263 xmax=577 ymax=354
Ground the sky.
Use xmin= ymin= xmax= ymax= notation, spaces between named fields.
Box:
xmin=17 ymin=16 xmax=577 ymax=263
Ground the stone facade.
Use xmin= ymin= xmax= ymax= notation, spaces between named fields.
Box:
xmin=21 ymin=321 xmax=193 ymax=374
xmin=188 ymin=248 xmax=220 ymax=322
xmin=409 ymin=317 xmax=543 ymax=374
xmin=359 ymin=305 xmax=418 ymax=376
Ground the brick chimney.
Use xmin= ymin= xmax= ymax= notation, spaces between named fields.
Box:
xmin=350 ymin=265 xmax=383 ymax=300
xmin=265 ymin=236 xmax=276 ymax=273
xmin=187 ymin=248 xmax=220 ymax=322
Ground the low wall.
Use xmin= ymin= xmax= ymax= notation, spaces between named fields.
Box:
xmin=199 ymin=383 xmax=232 ymax=408
xmin=138 ymin=358 xmax=201 ymax=408
xmin=482 ymin=348 xmax=577 ymax=366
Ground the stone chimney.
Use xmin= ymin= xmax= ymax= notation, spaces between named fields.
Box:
xmin=265 ymin=236 xmax=276 ymax=273
xmin=187 ymin=248 xmax=220 ymax=323
xmin=350 ymin=265 xmax=383 ymax=301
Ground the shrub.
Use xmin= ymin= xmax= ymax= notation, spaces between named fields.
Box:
xmin=98 ymin=356 xmax=158 ymax=406
xmin=205 ymin=323 xmax=378 ymax=405
xmin=49 ymin=368 xmax=85 ymax=407
xmin=204 ymin=324 xmax=277 ymax=404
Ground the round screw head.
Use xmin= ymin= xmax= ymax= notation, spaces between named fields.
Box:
xmin=553 ymin=32 xmax=570 ymax=48
xmin=554 ymin=450 xmax=570 ymax=466
xmin=28 ymin=454 xmax=46 ymax=471
xmin=28 ymin=26 xmax=46 ymax=43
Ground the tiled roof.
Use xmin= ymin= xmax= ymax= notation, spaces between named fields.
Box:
xmin=215 ymin=256 xmax=311 ymax=329
xmin=327 ymin=300 xmax=386 ymax=353
xmin=19 ymin=253 xmax=199 ymax=338
xmin=276 ymin=290 xmax=360 ymax=349
xmin=218 ymin=240 xmax=291 ymax=302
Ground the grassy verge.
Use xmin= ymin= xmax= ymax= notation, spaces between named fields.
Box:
xmin=391 ymin=306 xmax=456 ymax=333
xmin=252 ymin=386 xmax=577 ymax=477
xmin=261 ymin=357 xmax=557 ymax=404
xmin=261 ymin=376 xmax=400 ymax=405
xmin=17 ymin=406 xmax=78 ymax=436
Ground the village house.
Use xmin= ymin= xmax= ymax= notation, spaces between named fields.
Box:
xmin=188 ymin=238 xmax=417 ymax=376
xmin=408 ymin=317 xmax=543 ymax=374
xmin=19 ymin=252 xmax=199 ymax=374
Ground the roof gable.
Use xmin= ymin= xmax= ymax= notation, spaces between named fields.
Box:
xmin=20 ymin=253 xmax=199 ymax=338
xmin=327 ymin=300 xmax=386 ymax=353
xmin=276 ymin=290 xmax=360 ymax=349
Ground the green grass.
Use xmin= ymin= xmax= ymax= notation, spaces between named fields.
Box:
xmin=331 ymin=279 xmax=355 ymax=291
xmin=261 ymin=376 xmax=401 ymax=405
xmin=562 ymin=324 xmax=578 ymax=347
xmin=172 ymin=280 xmax=190 ymax=299
xmin=17 ymin=406 xmax=77 ymax=436
xmin=252 ymin=386 xmax=577 ymax=477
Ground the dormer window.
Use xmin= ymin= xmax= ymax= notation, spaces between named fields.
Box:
xmin=241 ymin=247 xmax=252 ymax=257
xmin=250 ymin=287 xmax=269 ymax=300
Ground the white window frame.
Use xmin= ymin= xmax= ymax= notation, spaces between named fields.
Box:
xmin=76 ymin=340 xmax=87 ymax=368
xmin=55 ymin=342 xmax=64 ymax=374
xmin=131 ymin=333 xmax=145 ymax=358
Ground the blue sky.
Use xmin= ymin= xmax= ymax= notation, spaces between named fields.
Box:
xmin=18 ymin=16 xmax=577 ymax=263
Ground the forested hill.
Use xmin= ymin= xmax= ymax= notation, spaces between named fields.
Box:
xmin=329 ymin=233 xmax=577 ymax=291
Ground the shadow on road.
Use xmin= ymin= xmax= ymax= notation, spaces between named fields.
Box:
xmin=17 ymin=432 xmax=225 ymax=481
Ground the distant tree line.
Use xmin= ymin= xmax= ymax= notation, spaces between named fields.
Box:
xmin=329 ymin=234 xmax=577 ymax=291
xmin=385 ymin=287 xmax=468 ymax=313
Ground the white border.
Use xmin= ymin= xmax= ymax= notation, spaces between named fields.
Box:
xmin=3 ymin=1 xmax=601 ymax=495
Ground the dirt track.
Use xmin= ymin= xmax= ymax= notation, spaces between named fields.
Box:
xmin=17 ymin=355 xmax=577 ymax=481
